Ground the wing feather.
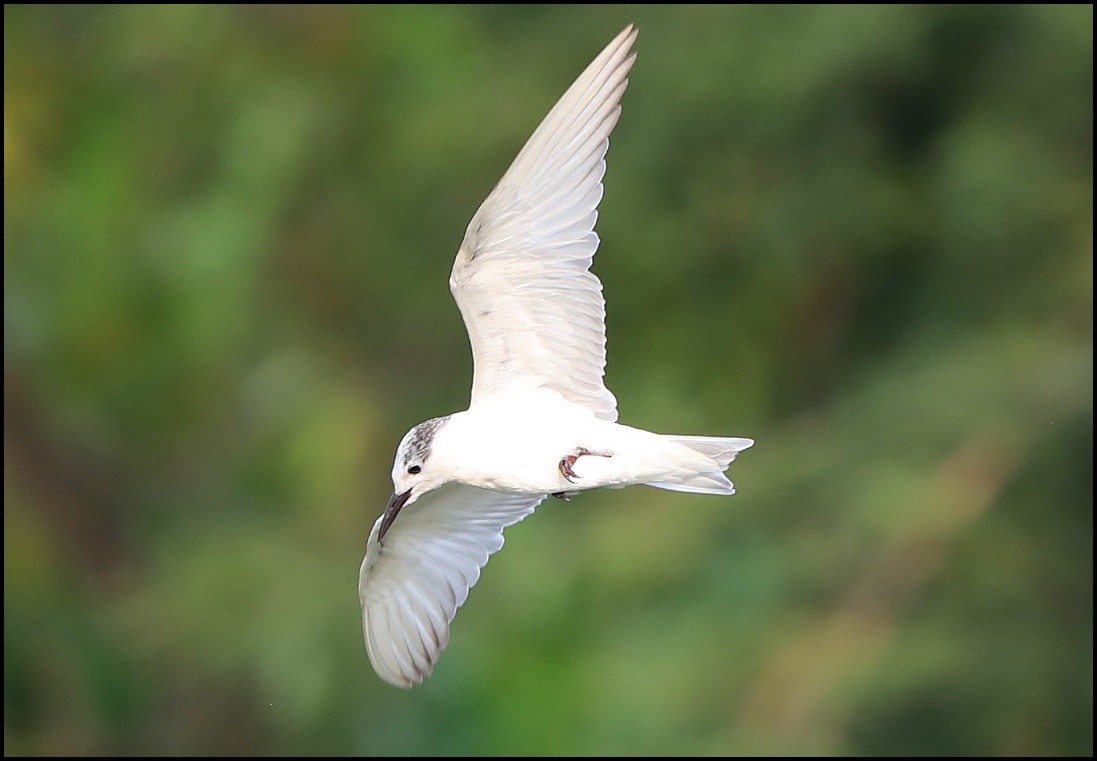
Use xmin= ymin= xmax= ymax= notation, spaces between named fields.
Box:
xmin=359 ymin=483 xmax=543 ymax=687
xmin=449 ymin=26 xmax=638 ymax=421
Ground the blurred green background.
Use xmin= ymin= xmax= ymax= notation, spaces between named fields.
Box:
xmin=4 ymin=4 xmax=1092 ymax=756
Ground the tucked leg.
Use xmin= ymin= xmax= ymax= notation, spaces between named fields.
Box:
xmin=559 ymin=447 xmax=613 ymax=483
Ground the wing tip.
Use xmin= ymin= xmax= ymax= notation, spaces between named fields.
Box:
xmin=365 ymin=608 xmax=437 ymax=689
xmin=613 ymin=25 xmax=639 ymax=70
xmin=591 ymin=25 xmax=637 ymax=82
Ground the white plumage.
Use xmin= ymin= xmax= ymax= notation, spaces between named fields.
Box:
xmin=359 ymin=25 xmax=753 ymax=688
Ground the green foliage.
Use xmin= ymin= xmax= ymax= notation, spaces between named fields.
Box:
xmin=5 ymin=5 xmax=1092 ymax=755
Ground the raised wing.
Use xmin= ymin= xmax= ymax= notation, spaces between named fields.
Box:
xmin=449 ymin=25 xmax=638 ymax=422
xmin=359 ymin=483 xmax=544 ymax=688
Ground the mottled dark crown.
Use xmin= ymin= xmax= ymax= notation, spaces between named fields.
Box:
xmin=399 ymin=415 xmax=450 ymax=467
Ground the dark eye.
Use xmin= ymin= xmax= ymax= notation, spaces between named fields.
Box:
xmin=407 ymin=465 xmax=421 ymax=475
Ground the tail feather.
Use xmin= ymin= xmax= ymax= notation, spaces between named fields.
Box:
xmin=645 ymin=435 xmax=754 ymax=496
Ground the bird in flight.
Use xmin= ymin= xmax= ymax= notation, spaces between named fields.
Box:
xmin=359 ymin=25 xmax=753 ymax=688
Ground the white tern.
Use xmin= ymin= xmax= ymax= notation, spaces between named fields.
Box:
xmin=359 ymin=25 xmax=753 ymax=688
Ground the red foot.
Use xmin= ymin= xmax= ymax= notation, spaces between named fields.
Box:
xmin=558 ymin=447 xmax=613 ymax=483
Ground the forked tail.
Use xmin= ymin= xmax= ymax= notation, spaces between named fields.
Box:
xmin=645 ymin=435 xmax=754 ymax=495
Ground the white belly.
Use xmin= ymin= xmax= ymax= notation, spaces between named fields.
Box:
xmin=435 ymin=389 xmax=674 ymax=495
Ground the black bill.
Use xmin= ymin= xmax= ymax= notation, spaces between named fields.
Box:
xmin=378 ymin=489 xmax=412 ymax=540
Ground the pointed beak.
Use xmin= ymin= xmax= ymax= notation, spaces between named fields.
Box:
xmin=378 ymin=489 xmax=412 ymax=540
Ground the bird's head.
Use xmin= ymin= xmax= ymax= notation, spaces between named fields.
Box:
xmin=378 ymin=415 xmax=452 ymax=539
